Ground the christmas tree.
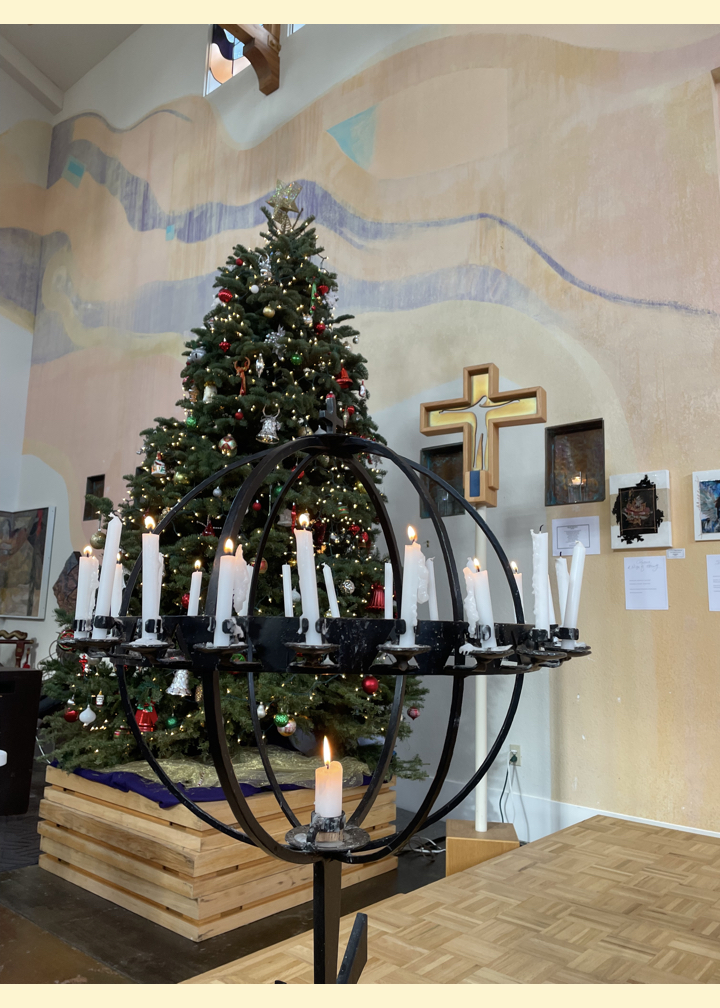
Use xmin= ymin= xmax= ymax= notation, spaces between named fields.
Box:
xmin=40 ymin=184 xmax=426 ymax=778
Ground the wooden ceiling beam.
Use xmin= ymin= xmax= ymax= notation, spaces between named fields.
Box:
xmin=219 ymin=23 xmax=281 ymax=95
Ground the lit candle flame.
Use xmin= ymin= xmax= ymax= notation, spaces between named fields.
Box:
xmin=407 ymin=525 xmax=417 ymax=542
xmin=510 ymin=561 xmax=518 ymax=574
xmin=224 ymin=538 xmax=234 ymax=554
xmin=473 ymin=557 xmax=481 ymax=571
xmin=83 ymin=545 xmax=93 ymax=557
xmin=144 ymin=515 xmax=155 ymax=531
xmin=571 ymin=475 xmax=582 ymax=486
xmin=194 ymin=559 xmax=202 ymax=570
xmin=298 ymin=513 xmax=310 ymax=529
xmin=116 ymin=553 xmax=121 ymax=563
xmin=323 ymin=736 xmax=331 ymax=767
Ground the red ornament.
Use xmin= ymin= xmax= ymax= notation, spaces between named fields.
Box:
xmin=362 ymin=675 xmax=379 ymax=695
xmin=252 ymin=501 xmax=262 ymax=512
xmin=202 ymin=518 xmax=215 ymax=536
xmin=252 ymin=558 xmax=268 ymax=574
xmin=335 ymin=367 xmax=352 ymax=390
xmin=361 ymin=531 xmax=370 ymax=547
xmin=407 ymin=707 xmax=421 ymax=720
xmin=346 ymin=405 xmax=355 ymax=417
xmin=219 ymin=339 xmax=230 ymax=352
xmin=78 ymin=653 xmax=88 ymax=675
xmin=234 ymin=410 xmax=244 ymax=420
xmin=218 ymin=289 xmax=233 ymax=303
xmin=181 ymin=592 xmax=191 ymax=608
xmin=290 ymin=505 xmax=297 ymax=531
xmin=58 ymin=628 xmax=75 ymax=652
xmin=349 ymin=524 xmax=361 ymax=535
xmin=235 ymin=257 xmax=243 ymax=265
xmin=63 ymin=708 xmax=79 ymax=723
xmin=318 ymin=284 xmax=329 ymax=295
xmin=314 ymin=323 xmax=326 ymax=334
xmin=366 ymin=583 xmax=385 ymax=612
xmin=135 ymin=704 xmax=158 ymax=733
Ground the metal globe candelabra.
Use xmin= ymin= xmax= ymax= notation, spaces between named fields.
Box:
xmin=69 ymin=395 xmax=590 ymax=983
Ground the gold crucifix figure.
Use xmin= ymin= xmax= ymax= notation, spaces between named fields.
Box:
xmin=420 ymin=363 xmax=547 ymax=507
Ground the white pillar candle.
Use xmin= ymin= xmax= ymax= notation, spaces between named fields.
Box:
xmin=314 ymin=737 xmax=343 ymax=818
xmin=282 ymin=564 xmax=294 ymax=617
xmin=472 ymin=561 xmax=497 ymax=649
xmin=555 ymin=556 xmax=570 ymax=626
xmin=294 ymin=514 xmax=321 ymax=644
xmin=426 ymin=558 xmax=439 ymax=620
xmin=187 ymin=560 xmax=202 ymax=617
xmin=547 ymin=575 xmax=556 ymax=627
xmin=233 ymin=544 xmax=250 ymax=617
xmin=91 ymin=515 xmax=123 ymax=639
xmin=73 ymin=546 xmax=98 ymax=638
xmin=213 ymin=539 xmax=236 ymax=647
xmin=110 ymin=558 xmax=125 ymax=618
xmin=509 ymin=561 xmax=524 ymax=618
xmin=462 ymin=562 xmax=480 ymax=636
xmin=531 ymin=529 xmax=550 ymax=634
xmin=561 ymin=540 xmax=586 ymax=648
xmin=399 ymin=526 xmax=423 ymax=647
xmin=475 ymin=676 xmax=488 ymax=832
xmin=384 ymin=562 xmax=393 ymax=619
xmin=141 ymin=516 xmax=161 ymax=640
xmin=322 ymin=564 xmax=340 ymax=618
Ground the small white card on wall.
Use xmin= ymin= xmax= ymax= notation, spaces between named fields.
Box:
xmin=552 ymin=516 xmax=601 ymax=557
xmin=706 ymin=556 xmax=720 ymax=611
xmin=624 ymin=557 xmax=668 ymax=610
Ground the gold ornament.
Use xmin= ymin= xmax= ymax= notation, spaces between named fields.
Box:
xmin=173 ymin=470 xmax=189 ymax=484
xmin=266 ymin=180 xmax=302 ymax=232
xmin=263 ymin=306 xmax=276 ymax=318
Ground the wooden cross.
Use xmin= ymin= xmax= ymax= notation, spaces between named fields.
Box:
xmin=420 ymin=363 xmax=546 ymax=507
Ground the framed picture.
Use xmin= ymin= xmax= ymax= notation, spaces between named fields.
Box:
xmin=545 ymin=419 xmax=605 ymax=506
xmin=693 ymin=470 xmax=720 ymax=541
xmin=0 ymin=507 xmax=55 ymax=619
xmin=609 ymin=471 xmax=672 ymax=550
xmin=419 ymin=444 xmax=465 ymax=519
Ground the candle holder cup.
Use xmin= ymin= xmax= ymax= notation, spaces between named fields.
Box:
xmin=87 ymin=398 xmax=591 ymax=984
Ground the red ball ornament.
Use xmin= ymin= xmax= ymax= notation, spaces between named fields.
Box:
xmin=235 ymin=258 xmax=244 ymax=265
xmin=349 ymin=524 xmax=361 ymax=535
xmin=252 ymin=501 xmax=262 ymax=511
xmin=219 ymin=339 xmax=230 ymax=352
xmin=63 ymin=708 xmax=79 ymax=723
xmin=362 ymin=675 xmax=379 ymax=695
xmin=407 ymin=707 xmax=420 ymax=720
xmin=252 ymin=558 xmax=268 ymax=574
xmin=218 ymin=289 xmax=233 ymax=303
xmin=181 ymin=592 xmax=191 ymax=608
xmin=234 ymin=410 xmax=244 ymax=420
xmin=318 ymin=284 xmax=329 ymax=295
xmin=314 ymin=323 xmax=326 ymax=334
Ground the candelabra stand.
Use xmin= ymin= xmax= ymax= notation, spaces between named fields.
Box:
xmin=67 ymin=400 xmax=590 ymax=984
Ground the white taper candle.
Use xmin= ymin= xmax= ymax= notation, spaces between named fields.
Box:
xmin=92 ymin=515 xmax=123 ymax=638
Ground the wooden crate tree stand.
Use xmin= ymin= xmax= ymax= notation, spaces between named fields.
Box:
xmin=38 ymin=766 xmax=396 ymax=941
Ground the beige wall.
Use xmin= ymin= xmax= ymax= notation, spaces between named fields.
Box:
xmin=3 ymin=25 xmax=720 ymax=832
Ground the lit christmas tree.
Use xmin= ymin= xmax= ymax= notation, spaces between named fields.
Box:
xmin=40 ymin=185 xmax=426 ymax=778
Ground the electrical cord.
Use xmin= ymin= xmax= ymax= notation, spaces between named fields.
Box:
xmin=398 ymin=834 xmax=447 ymax=859
xmin=498 ymin=768 xmax=509 ymax=822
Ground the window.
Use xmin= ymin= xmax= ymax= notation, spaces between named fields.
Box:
xmin=206 ymin=25 xmax=250 ymax=95
xmin=419 ymin=445 xmax=465 ymax=519
xmin=83 ymin=475 xmax=105 ymax=521
xmin=287 ymin=24 xmax=305 ymax=34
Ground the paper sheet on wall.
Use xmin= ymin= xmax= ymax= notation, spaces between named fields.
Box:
xmin=624 ymin=557 xmax=668 ymax=610
xmin=706 ymin=555 xmax=720 ymax=611
xmin=552 ymin=516 xmax=600 ymax=556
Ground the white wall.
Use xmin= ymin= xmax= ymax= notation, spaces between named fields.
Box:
xmin=373 ymin=373 xmax=554 ymax=836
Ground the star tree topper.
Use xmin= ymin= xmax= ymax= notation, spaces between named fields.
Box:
xmin=267 ymin=180 xmax=302 ymax=231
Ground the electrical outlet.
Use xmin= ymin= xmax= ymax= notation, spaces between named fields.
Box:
xmin=509 ymin=744 xmax=521 ymax=766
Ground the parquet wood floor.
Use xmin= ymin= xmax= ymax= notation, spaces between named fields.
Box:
xmin=182 ymin=815 xmax=720 ymax=984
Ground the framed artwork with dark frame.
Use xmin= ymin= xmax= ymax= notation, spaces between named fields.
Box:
xmin=419 ymin=444 xmax=465 ymax=519
xmin=692 ymin=470 xmax=720 ymax=541
xmin=545 ymin=418 xmax=605 ymax=506
xmin=0 ymin=507 xmax=56 ymax=619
